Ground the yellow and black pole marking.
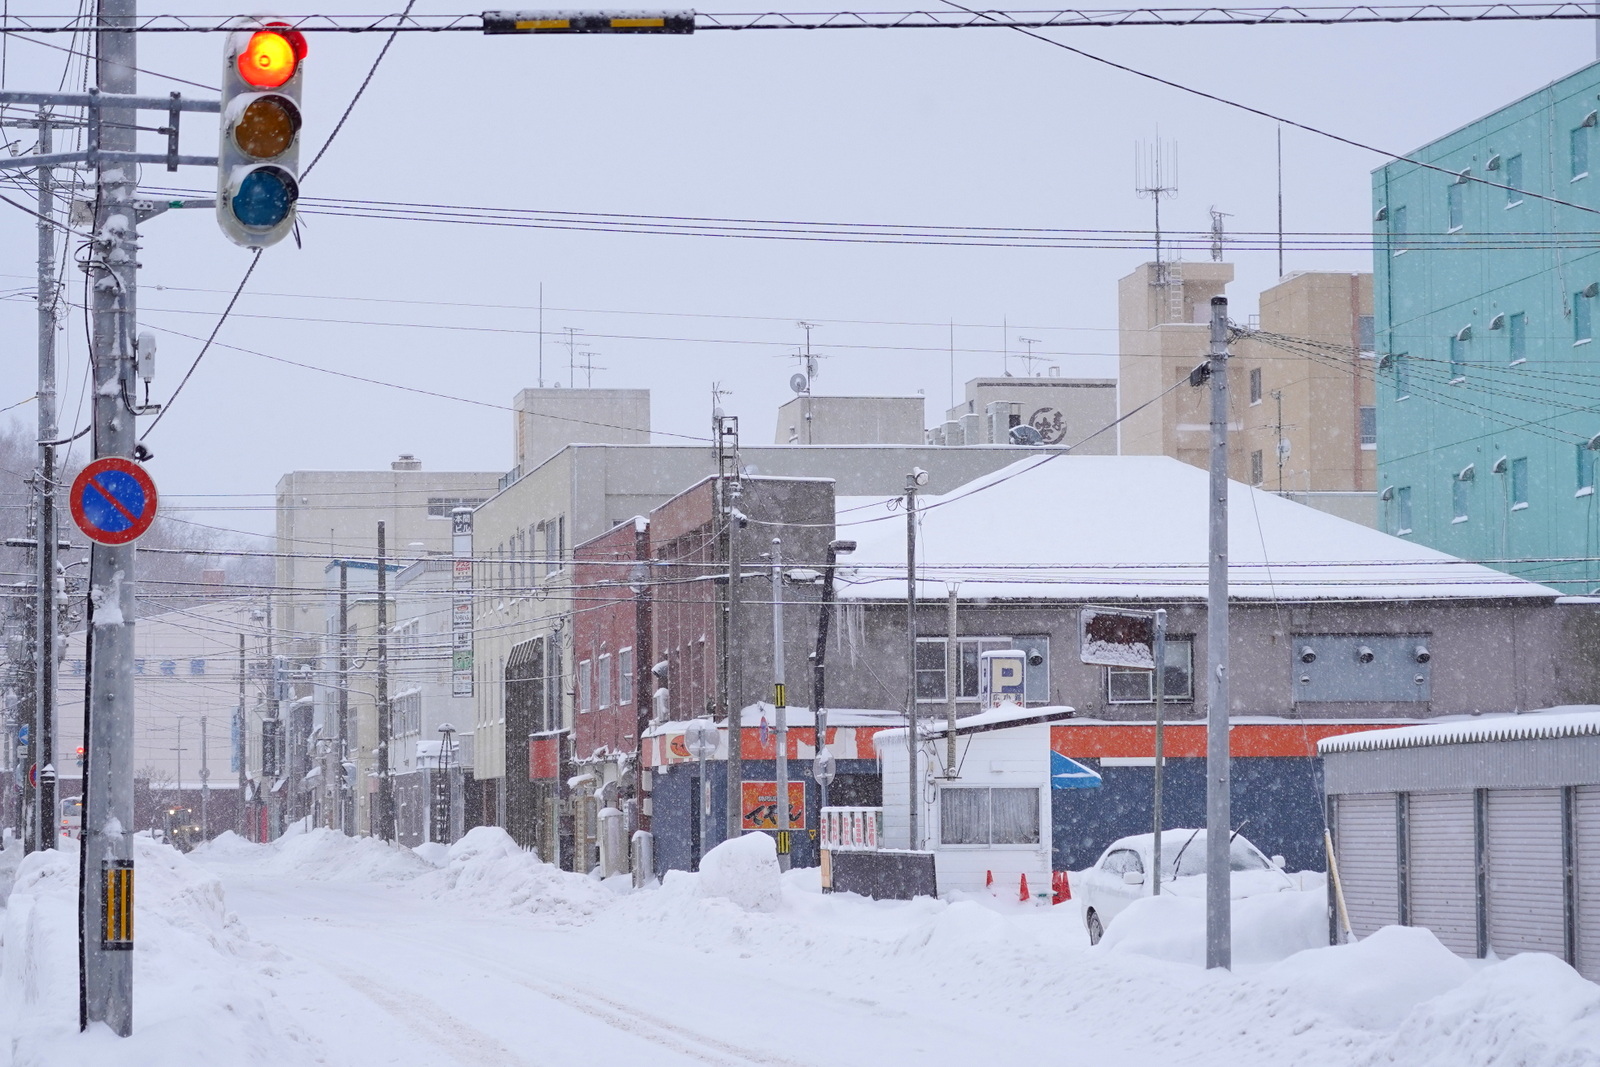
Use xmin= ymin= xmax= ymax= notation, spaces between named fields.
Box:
xmin=482 ymin=9 xmax=696 ymax=34
xmin=102 ymin=860 xmax=133 ymax=950
xmin=773 ymin=682 xmax=785 ymax=709
xmin=776 ymin=830 xmax=791 ymax=855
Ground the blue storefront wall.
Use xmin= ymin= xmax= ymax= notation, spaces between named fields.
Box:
xmin=1051 ymin=756 xmax=1329 ymax=873
xmin=650 ymin=758 xmax=880 ymax=874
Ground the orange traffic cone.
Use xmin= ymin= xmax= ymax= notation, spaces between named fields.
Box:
xmin=1019 ymin=872 xmax=1030 ymax=902
xmin=985 ymin=870 xmax=994 ymax=890
xmin=1052 ymin=870 xmax=1072 ymax=905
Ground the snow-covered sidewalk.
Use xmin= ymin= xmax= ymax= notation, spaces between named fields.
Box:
xmin=3 ymin=828 xmax=1598 ymax=1066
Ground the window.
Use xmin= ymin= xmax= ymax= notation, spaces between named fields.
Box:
xmin=1577 ymin=292 xmax=1592 ymax=345
xmin=1250 ymin=450 xmax=1264 ymax=486
xmin=427 ymin=496 xmax=486 ymax=518
xmin=1508 ymin=312 xmax=1527 ymax=364
xmin=1107 ymin=637 xmax=1193 ymax=703
xmin=1452 ymin=473 xmax=1470 ymax=523
xmin=617 ymin=647 xmax=634 ymax=705
xmin=1574 ymin=126 xmax=1590 ymax=181
xmin=597 ymin=652 xmax=612 ymax=709
xmin=1393 ymin=354 xmax=1411 ymax=400
xmin=1100 ymin=848 xmax=1145 ymax=876
xmin=1358 ymin=315 xmax=1375 ymax=354
xmin=1505 ymin=154 xmax=1524 ymax=206
xmin=939 ymin=787 xmax=1040 ymax=846
xmin=1511 ymin=457 xmax=1529 ymax=509
xmin=577 ymin=658 xmax=592 ymax=713
xmin=1248 ymin=367 xmax=1262 ymax=405
xmin=914 ymin=636 xmax=1016 ymax=703
xmin=543 ymin=518 xmax=567 ymax=574
xmin=1447 ymin=180 xmax=1465 ymax=232
xmin=392 ymin=690 xmax=422 ymax=737
xmin=1448 ymin=335 xmax=1466 ymax=381
xmin=1395 ymin=486 xmax=1413 ymax=535
xmin=1359 ymin=406 xmax=1377 ymax=448
xmin=1390 ymin=204 xmax=1408 ymax=255
xmin=1578 ymin=445 xmax=1595 ymax=496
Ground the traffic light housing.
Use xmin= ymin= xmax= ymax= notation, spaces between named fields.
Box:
xmin=218 ymin=19 xmax=306 ymax=248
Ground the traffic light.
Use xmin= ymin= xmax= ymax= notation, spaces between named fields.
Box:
xmin=76 ymin=745 xmax=85 ymax=770
xmin=217 ymin=19 xmax=307 ymax=248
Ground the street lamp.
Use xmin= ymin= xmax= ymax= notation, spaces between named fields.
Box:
xmin=811 ymin=539 xmax=855 ymax=815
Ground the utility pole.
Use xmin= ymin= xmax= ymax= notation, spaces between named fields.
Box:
xmin=34 ymin=109 xmax=59 ymax=857
xmin=376 ymin=523 xmax=393 ymax=842
xmin=170 ymin=719 xmax=183 ymax=813
xmin=199 ymin=716 xmax=210 ymax=841
xmin=1205 ymin=296 xmax=1233 ymax=970
xmin=1151 ymin=607 xmax=1167 ymax=896
xmin=81 ymin=0 xmax=141 ymax=1035
xmin=945 ymin=585 xmax=958 ymax=777
xmin=338 ymin=561 xmax=350 ymax=835
xmin=1273 ymin=390 xmax=1286 ymax=492
xmin=237 ymin=634 xmax=246 ymax=837
xmin=716 ymin=414 xmax=745 ymax=842
xmin=810 ymin=538 xmax=853 ymax=814
xmin=904 ymin=468 xmax=927 ymax=850
xmin=770 ymin=537 xmax=789 ymax=871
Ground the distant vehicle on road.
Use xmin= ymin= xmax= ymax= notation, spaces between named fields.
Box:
xmin=59 ymin=795 xmax=82 ymax=839
xmin=1078 ymin=829 xmax=1295 ymax=945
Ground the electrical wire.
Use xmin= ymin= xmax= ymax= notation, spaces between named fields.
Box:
xmin=138 ymin=249 xmax=260 ymax=440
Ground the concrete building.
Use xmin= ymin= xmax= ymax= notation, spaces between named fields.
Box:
xmin=773 ymin=394 xmax=924 ymax=445
xmin=470 ymin=433 xmax=1046 ymax=863
xmin=513 ymin=387 xmax=651 ymax=475
xmin=930 ymin=375 xmax=1117 ymax=448
xmin=56 ymin=600 xmax=253 ymax=841
xmin=1372 ymin=60 xmax=1600 ymax=592
xmin=274 ymin=456 xmax=501 ymax=636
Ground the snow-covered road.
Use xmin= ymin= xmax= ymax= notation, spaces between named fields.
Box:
xmin=5 ymin=827 xmax=1600 ymax=1067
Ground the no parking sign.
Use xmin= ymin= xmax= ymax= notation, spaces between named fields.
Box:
xmin=69 ymin=458 xmax=158 ymax=546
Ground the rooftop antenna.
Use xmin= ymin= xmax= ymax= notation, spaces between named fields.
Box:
xmin=576 ymin=349 xmax=605 ymax=388
xmin=538 ymin=282 xmax=545 ymax=388
xmin=1016 ymin=337 xmax=1047 ymax=376
xmin=796 ymin=321 xmax=819 ymax=385
xmin=1135 ymin=137 xmax=1179 ymax=286
xmin=561 ymin=326 xmax=581 ymax=388
xmin=1209 ymin=206 xmax=1232 ymax=263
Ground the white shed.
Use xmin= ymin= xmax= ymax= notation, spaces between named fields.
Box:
xmin=876 ymin=703 xmax=1081 ymax=901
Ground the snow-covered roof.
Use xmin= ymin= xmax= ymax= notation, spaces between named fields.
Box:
xmin=640 ymin=705 xmax=904 ymax=739
xmin=874 ymin=703 xmax=1074 ymax=745
xmin=836 ymin=455 xmax=1560 ymax=602
xmin=1317 ymin=706 xmax=1600 ymax=754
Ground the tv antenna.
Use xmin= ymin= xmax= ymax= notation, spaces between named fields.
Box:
xmin=1016 ymin=337 xmax=1047 ymax=376
xmin=1209 ymin=206 xmax=1232 ymax=263
xmin=1135 ymin=138 xmax=1179 ymax=285
xmin=575 ymin=350 xmax=605 ymax=388
xmin=561 ymin=326 xmax=582 ymax=388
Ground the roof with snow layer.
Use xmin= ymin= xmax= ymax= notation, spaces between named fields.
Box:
xmin=1317 ymin=706 xmax=1600 ymax=754
xmin=835 ymin=455 xmax=1559 ymax=602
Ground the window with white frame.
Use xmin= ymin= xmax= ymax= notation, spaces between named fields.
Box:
xmin=939 ymin=787 xmax=1040 ymax=846
xmin=1106 ymin=637 xmax=1193 ymax=703
xmin=617 ymin=647 xmax=634 ymax=705
xmin=597 ymin=652 xmax=612 ymax=709
xmin=1359 ymin=406 xmax=1377 ymax=448
xmin=1447 ymin=178 xmax=1465 ymax=232
xmin=1505 ymin=154 xmax=1524 ymax=206
xmin=577 ymin=658 xmax=592 ymax=713
xmin=915 ymin=636 xmax=1015 ymax=703
xmin=392 ymin=689 xmax=422 ymax=737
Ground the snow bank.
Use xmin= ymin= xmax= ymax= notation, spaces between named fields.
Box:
xmin=412 ymin=827 xmax=609 ymax=922
xmin=0 ymin=837 xmax=304 ymax=1066
xmin=1098 ymin=888 xmax=1328 ymax=968
xmin=685 ymin=831 xmax=781 ymax=911
xmin=243 ymin=827 xmax=434 ymax=884
xmin=1264 ymin=924 xmax=1472 ymax=1029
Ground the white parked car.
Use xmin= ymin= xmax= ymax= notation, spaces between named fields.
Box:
xmin=1078 ymin=829 xmax=1296 ymax=945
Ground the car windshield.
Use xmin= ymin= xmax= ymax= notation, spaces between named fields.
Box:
xmin=1167 ymin=835 xmax=1273 ymax=878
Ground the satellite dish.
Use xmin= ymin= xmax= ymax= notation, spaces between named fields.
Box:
xmin=789 ymin=373 xmax=808 ymax=395
xmin=1008 ymin=424 xmax=1044 ymax=446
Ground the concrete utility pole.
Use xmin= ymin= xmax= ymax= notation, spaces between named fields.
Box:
xmin=771 ymin=537 xmax=790 ymax=871
xmin=377 ymin=523 xmax=394 ymax=842
xmin=945 ymin=585 xmax=958 ymax=777
xmin=199 ymin=716 xmax=210 ymax=840
xmin=237 ymin=634 xmax=246 ymax=836
xmin=338 ymin=562 xmax=350 ymax=835
xmin=1205 ymin=296 xmax=1233 ymax=970
xmin=904 ymin=468 xmax=927 ymax=850
xmin=81 ymin=0 xmax=140 ymax=1035
xmin=716 ymin=414 xmax=745 ymax=842
xmin=810 ymin=538 xmax=852 ymax=813
xmin=1151 ymin=607 xmax=1167 ymax=896
xmin=34 ymin=109 xmax=59 ymax=857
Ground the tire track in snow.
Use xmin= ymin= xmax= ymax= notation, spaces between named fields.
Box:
xmin=328 ymin=966 xmax=543 ymax=1067
xmin=403 ymin=930 xmax=811 ymax=1067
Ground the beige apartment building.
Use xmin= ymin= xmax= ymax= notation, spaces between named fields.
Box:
xmin=1117 ymin=262 xmax=1375 ymax=522
xmin=931 ymin=375 xmax=1118 ymax=448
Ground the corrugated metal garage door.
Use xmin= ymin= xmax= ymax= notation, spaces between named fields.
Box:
xmin=1577 ymin=786 xmax=1600 ymax=982
xmin=1334 ymin=793 xmax=1398 ymax=938
xmin=1485 ymin=789 xmax=1565 ymax=959
xmin=1407 ymin=792 xmax=1479 ymax=957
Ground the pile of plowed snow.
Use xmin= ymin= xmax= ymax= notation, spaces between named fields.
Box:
xmin=412 ymin=826 xmax=611 ymax=923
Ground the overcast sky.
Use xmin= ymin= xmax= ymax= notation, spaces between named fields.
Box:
xmin=0 ymin=4 xmax=1589 ymax=540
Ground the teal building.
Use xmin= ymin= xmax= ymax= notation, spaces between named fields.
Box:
xmin=1374 ymin=61 xmax=1600 ymax=593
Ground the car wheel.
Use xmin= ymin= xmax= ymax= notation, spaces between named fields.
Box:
xmin=1086 ymin=909 xmax=1104 ymax=946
